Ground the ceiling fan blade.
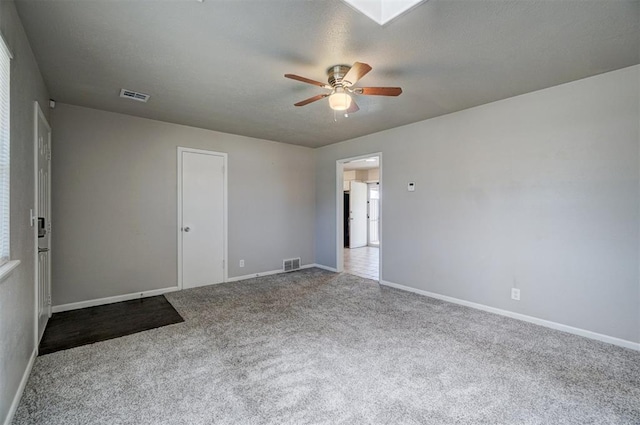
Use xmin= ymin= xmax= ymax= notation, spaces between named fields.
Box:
xmin=342 ymin=62 xmax=372 ymax=87
xmin=346 ymin=99 xmax=359 ymax=114
xmin=356 ymin=87 xmax=403 ymax=96
xmin=294 ymin=94 xmax=329 ymax=106
xmin=285 ymin=74 xmax=331 ymax=89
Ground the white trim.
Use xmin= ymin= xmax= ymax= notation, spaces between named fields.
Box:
xmin=336 ymin=162 xmax=344 ymax=272
xmin=227 ymin=269 xmax=286 ymax=283
xmin=226 ymin=264 xmax=316 ymax=283
xmin=379 ymin=279 xmax=640 ymax=351
xmin=33 ymin=103 xmax=38 ymax=349
xmin=33 ymin=101 xmax=52 ymax=349
xmin=0 ymin=259 xmax=19 ymax=283
xmin=336 ymin=153 xmax=382 ymax=278
xmin=52 ymin=286 xmax=179 ymax=313
xmin=312 ymin=263 xmax=338 ymax=272
xmin=3 ymin=348 xmax=36 ymax=425
xmin=177 ymin=148 xmax=182 ymax=288
xmin=177 ymin=147 xmax=228 ymax=290
xmin=34 ymin=101 xmax=51 ymax=132
xmin=0 ymin=32 xmax=13 ymax=60
xmin=378 ymin=158 xmax=383 ymax=280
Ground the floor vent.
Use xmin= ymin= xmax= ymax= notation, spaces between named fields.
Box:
xmin=119 ymin=88 xmax=150 ymax=103
xmin=283 ymin=258 xmax=301 ymax=272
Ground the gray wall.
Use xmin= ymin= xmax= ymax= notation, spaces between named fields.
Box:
xmin=51 ymin=104 xmax=315 ymax=306
xmin=0 ymin=2 xmax=50 ymax=423
xmin=316 ymin=66 xmax=640 ymax=343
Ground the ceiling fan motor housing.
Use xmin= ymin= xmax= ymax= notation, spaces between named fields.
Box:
xmin=327 ymin=65 xmax=351 ymax=88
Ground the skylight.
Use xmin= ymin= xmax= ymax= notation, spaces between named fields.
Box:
xmin=341 ymin=0 xmax=427 ymax=25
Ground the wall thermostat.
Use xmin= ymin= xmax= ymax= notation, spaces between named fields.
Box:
xmin=408 ymin=182 xmax=415 ymax=192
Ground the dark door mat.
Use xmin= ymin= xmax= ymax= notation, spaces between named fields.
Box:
xmin=39 ymin=295 xmax=184 ymax=356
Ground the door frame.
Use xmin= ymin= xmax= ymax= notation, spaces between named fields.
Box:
xmin=33 ymin=101 xmax=52 ymax=347
xmin=336 ymin=152 xmax=382 ymax=280
xmin=177 ymin=147 xmax=228 ymax=290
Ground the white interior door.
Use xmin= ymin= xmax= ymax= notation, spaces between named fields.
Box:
xmin=35 ymin=102 xmax=51 ymax=344
xmin=368 ymin=184 xmax=380 ymax=246
xmin=180 ymin=149 xmax=225 ymax=289
xmin=349 ymin=181 xmax=367 ymax=248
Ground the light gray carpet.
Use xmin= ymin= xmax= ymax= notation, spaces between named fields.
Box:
xmin=13 ymin=268 xmax=640 ymax=424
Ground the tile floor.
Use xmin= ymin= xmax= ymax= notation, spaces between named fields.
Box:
xmin=344 ymin=246 xmax=379 ymax=280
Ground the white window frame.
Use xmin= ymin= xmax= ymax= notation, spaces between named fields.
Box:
xmin=0 ymin=33 xmax=19 ymax=282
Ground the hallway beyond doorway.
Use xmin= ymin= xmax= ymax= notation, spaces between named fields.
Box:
xmin=344 ymin=247 xmax=379 ymax=281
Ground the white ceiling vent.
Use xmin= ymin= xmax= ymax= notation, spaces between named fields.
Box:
xmin=119 ymin=88 xmax=150 ymax=103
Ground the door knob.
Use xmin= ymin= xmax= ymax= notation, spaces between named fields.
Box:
xmin=183 ymin=226 xmax=191 ymax=232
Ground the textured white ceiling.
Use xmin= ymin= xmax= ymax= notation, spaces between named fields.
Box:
xmin=15 ymin=0 xmax=640 ymax=148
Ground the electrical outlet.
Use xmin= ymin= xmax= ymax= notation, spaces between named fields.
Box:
xmin=511 ymin=288 xmax=521 ymax=301
xmin=239 ymin=259 xmax=245 ymax=267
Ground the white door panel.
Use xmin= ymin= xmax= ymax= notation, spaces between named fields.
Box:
xmin=349 ymin=181 xmax=367 ymax=248
xmin=181 ymin=151 xmax=225 ymax=289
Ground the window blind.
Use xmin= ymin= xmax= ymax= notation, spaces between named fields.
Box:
xmin=0 ymin=35 xmax=11 ymax=267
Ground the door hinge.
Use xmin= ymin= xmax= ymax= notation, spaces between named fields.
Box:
xmin=47 ymin=295 xmax=52 ymax=306
xmin=222 ymin=259 xmax=225 ymax=269
xmin=46 ymin=147 xmax=52 ymax=161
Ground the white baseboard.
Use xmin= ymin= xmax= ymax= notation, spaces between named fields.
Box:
xmin=312 ymin=263 xmax=338 ymax=272
xmin=380 ymin=280 xmax=640 ymax=352
xmin=52 ymin=286 xmax=179 ymax=313
xmin=54 ymin=265 xmax=331 ymax=311
xmin=226 ymin=264 xmax=317 ymax=283
xmin=226 ymin=268 xmax=285 ymax=282
xmin=3 ymin=348 xmax=36 ymax=425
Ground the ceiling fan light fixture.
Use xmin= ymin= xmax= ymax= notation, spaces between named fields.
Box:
xmin=285 ymin=61 xmax=401 ymax=113
xmin=328 ymin=87 xmax=352 ymax=111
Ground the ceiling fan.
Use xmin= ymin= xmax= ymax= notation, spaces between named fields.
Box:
xmin=285 ymin=62 xmax=402 ymax=114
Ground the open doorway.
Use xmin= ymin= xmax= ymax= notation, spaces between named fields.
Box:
xmin=337 ymin=154 xmax=381 ymax=281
